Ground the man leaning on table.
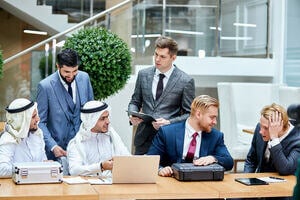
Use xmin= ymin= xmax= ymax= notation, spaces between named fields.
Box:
xmin=67 ymin=100 xmax=130 ymax=177
xmin=147 ymin=95 xmax=233 ymax=177
xmin=0 ymin=98 xmax=47 ymax=177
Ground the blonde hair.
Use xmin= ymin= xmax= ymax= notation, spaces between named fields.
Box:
xmin=190 ymin=95 xmax=219 ymax=116
xmin=260 ymin=103 xmax=289 ymax=132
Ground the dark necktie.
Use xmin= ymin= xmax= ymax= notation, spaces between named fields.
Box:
xmin=67 ymin=82 xmax=73 ymax=99
xmin=156 ymin=73 xmax=165 ymax=100
xmin=185 ymin=132 xmax=198 ymax=162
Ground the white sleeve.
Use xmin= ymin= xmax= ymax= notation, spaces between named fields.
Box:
xmin=0 ymin=143 xmax=16 ymax=177
xmin=67 ymin=139 xmax=101 ymax=176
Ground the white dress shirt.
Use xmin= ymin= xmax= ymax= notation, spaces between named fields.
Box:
xmin=0 ymin=131 xmax=47 ymax=177
xmin=58 ymin=70 xmax=77 ymax=103
xmin=152 ymin=65 xmax=175 ymax=99
xmin=182 ymin=119 xmax=201 ymax=160
xmin=67 ymin=126 xmax=130 ymax=176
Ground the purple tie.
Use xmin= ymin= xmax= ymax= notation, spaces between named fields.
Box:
xmin=185 ymin=132 xmax=198 ymax=162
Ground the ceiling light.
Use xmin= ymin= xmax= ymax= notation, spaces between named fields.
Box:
xmin=165 ymin=29 xmax=204 ymax=35
xmin=221 ymin=36 xmax=253 ymax=40
xmin=233 ymin=23 xmax=257 ymax=28
xmin=24 ymin=30 xmax=48 ymax=35
xmin=210 ymin=26 xmax=222 ymax=31
xmin=131 ymin=34 xmax=161 ymax=38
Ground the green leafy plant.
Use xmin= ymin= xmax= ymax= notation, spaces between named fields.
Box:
xmin=63 ymin=26 xmax=132 ymax=100
xmin=39 ymin=53 xmax=53 ymax=79
xmin=0 ymin=49 xmax=3 ymax=79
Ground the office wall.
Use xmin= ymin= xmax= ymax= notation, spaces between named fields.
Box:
xmin=0 ymin=9 xmax=48 ymax=119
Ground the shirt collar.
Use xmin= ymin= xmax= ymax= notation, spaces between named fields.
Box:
xmin=57 ymin=70 xmax=75 ymax=87
xmin=155 ymin=65 xmax=175 ymax=79
xmin=185 ymin=119 xmax=201 ymax=137
xmin=280 ymin=122 xmax=294 ymax=141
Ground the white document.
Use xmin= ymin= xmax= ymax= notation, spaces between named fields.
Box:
xmin=88 ymin=177 xmax=112 ymax=185
xmin=63 ymin=177 xmax=89 ymax=184
xmin=258 ymin=176 xmax=287 ymax=183
xmin=63 ymin=176 xmax=112 ymax=185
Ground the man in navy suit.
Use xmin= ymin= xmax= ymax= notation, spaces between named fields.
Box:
xmin=37 ymin=48 xmax=94 ymax=160
xmin=244 ymin=103 xmax=300 ymax=176
xmin=128 ymin=36 xmax=195 ymax=155
xmin=147 ymin=95 xmax=233 ymax=177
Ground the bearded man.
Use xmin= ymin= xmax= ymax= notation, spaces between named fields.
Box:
xmin=37 ymin=48 xmax=94 ymax=160
xmin=0 ymin=98 xmax=47 ymax=177
xmin=67 ymin=100 xmax=130 ymax=176
xmin=147 ymin=95 xmax=233 ymax=177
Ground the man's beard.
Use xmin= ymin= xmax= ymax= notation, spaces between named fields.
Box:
xmin=29 ymin=128 xmax=38 ymax=132
xmin=60 ymin=72 xmax=75 ymax=84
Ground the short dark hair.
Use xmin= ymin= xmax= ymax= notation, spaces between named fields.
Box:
xmin=56 ymin=48 xmax=80 ymax=68
xmin=155 ymin=36 xmax=178 ymax=56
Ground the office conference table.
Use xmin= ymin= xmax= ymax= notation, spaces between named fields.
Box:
xmin=0 ymin=173 xmax=296 ymax=199
xmin=93 ymin=172 xmax=296 ymax=199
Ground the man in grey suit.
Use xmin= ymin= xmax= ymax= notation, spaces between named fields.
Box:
xmin=37 ymin=48 xmax=94 ymax=160
xmin=245 ymin=103 xmax=300 ymax=177
xmin=128 ymin=36 xmax=195 ymax=155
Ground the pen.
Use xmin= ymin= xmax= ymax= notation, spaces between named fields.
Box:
xmin=269 ymin=176 xmax=285 ymax=180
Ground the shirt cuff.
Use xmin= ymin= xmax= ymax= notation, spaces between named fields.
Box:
xmin=269 ymin=138 xmax=280 ymax=147
xmin=51 ymin=145 xmax=58 ymax=152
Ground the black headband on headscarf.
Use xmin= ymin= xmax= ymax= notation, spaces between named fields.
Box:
xmin=5 ymin=101 xmax=35 ymax=113
xmin=81 ymin=102 xmax=108 ymax=113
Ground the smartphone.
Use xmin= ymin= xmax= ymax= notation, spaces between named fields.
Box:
xmin=235 ymin=178 xmax=269 ymax=186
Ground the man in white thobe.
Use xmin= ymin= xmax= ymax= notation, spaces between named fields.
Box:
xmin=0 ymin=98 xmax=47 ymax=177
xmin=67 ymin=100 xmax=130 ymax=176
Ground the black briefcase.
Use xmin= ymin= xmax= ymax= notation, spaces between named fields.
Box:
xmin=171 ymin=163 xmax=224 ymax=181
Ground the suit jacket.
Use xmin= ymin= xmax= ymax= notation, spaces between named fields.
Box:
xmin=147 ymin=121 xmax=234 ymax=171
xmin=244 ymin=123 xmax=300 ymax=175
xmin=37 ymin=71 xmax=94 ymax=160
xmin=128 ymin=66 xmax=195 ymax=154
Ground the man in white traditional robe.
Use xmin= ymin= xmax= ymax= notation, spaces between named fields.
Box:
xmin=0 ymin=98 xmax=47 ymax=177
xmin=67 ymin=100 xmax=130 ymax=176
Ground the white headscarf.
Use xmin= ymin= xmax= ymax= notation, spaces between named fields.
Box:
xmin=4 ymin=98 xmax=41 ymax=142
xmin=77 ymin=100 xmax=111 ymax=141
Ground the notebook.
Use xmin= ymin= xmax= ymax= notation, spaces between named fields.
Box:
xmin=112 ymin=155 xmax=160 ymax=184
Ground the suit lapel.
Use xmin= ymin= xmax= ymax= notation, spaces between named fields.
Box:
xmin=147 ymin=68 xmax=156 ymax=107
xmin=51 ymin=73 xmax=71 ymax=122
xmin=175 ymin=122 xmax=185 ymax=162
xmin=75 ymin=73 xmax=83 ymax=106
xmin=155 ymin=67 xmax=181 ymax=106
xmin=199 ymin=132 xmax=209 ymax=157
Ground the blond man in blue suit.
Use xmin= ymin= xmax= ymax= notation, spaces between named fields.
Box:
xmin=147 ymin=95 xmax=233 ymax=176
xmin=128 ymin=36 xmax=195 ymax=155
xmin=37 ymin=49 xmax=94 ymax=160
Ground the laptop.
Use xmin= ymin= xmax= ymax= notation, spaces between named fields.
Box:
xmin=112 ymin=155 xmax=160 ymax=184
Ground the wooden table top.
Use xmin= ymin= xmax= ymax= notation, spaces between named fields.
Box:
xmin=0 ymin=172 xmax=295 ymax=200
xmin=93 ymin=175 xmax=219 ymax=199
xmin=206 ymin=172 xmax=296 ymax=198
xmin=93 ymin=172 xmax=296 ymax=199
xmin=0 ymin=178 xmax=98 ymax=200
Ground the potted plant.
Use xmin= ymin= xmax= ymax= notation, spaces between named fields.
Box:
xmin=63 ymin=26 xmax=132 ymax=100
